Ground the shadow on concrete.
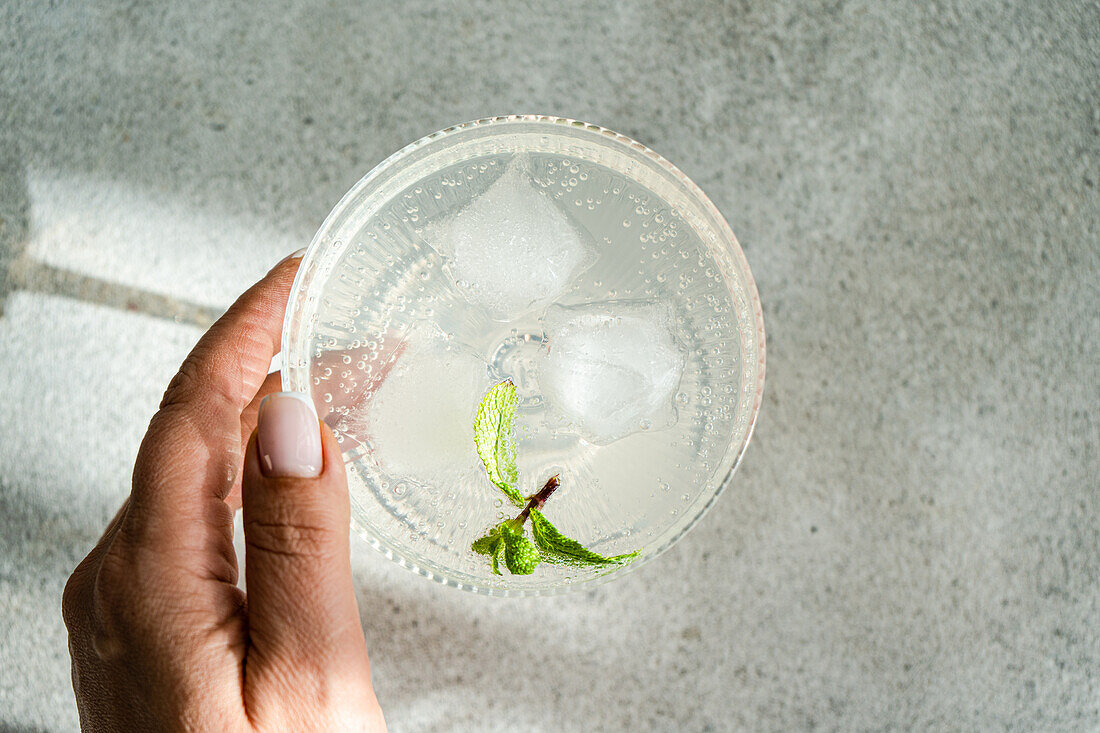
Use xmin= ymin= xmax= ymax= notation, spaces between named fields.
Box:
xmin=0 ymin=146 xmax=29 ymax=318
xmin=0 ymin=146 xmax=221 ymax=326
xmin=0 ymin=723 xmax=54 ymax=733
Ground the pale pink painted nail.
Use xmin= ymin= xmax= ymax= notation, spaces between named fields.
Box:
xmin=256 ymin=392 xmax=322 ymax=478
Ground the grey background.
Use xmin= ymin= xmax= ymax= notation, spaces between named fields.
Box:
xmin=1 ymin=1 xmax=1097 ymax=731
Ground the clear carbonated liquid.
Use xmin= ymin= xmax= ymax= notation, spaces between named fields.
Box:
xmin=307 ymin=153 xmax=743 ymax=587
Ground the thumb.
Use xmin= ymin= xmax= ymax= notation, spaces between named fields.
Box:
xmin=242 ymin=392 xmax=370 ymax=692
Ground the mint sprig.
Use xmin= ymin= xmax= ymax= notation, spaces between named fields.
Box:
xmin=470 ymin=380 xmax=640 ymax=576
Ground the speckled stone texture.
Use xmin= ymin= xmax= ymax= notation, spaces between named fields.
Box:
xmin=1 ymin=2 xmax=1097 ymax=731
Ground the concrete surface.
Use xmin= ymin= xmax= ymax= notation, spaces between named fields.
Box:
xmin=1 ymin=1 xmax=1098 ymax=731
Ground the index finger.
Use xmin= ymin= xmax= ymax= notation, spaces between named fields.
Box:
xmin=129 ymin=254 xmax=304 ymax=524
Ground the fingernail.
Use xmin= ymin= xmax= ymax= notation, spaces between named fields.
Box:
xmin=276 ymin=247 xmax=308 ymax=266
xmin=256 ymin=392 xmax=322 ymax=478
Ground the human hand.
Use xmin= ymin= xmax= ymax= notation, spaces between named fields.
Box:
xmin=62 ymin=254 xmax=387 ymax=732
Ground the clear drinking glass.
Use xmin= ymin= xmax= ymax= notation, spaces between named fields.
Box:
xmin=282 ymin=115 xmax=765 ymax=595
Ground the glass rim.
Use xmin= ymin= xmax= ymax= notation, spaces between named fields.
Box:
xmin=282 ymin=114 xmax=766 ymax=596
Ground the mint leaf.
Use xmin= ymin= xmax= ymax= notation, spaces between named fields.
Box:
xmin=529 ymin=509 xmax=639 ymax=567
xmin=471 ymin=526 xmax=505 ymax=575
xmin=502 ymin=530 xmax=540 ymax=575
xmin=473 ymin=381 xmax=524 ymax=507
xmin=471 ymin=526 xmax=501 ymax=555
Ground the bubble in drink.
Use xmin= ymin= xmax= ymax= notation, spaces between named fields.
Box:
xmin=360 ymin=332 xmax=492 ymax=488
xmin=428 ymin=162 xmax=593 ymax=321
xmin=537 ymin=301 xmax=685 ymax=444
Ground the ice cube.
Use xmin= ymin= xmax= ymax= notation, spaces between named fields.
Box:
xmin=359 ymin=333 xmax=491 ymax=488
xmin=430 ymin=161 xmax=593 ymax=320
xmin=537 ymin=301 xmax=685 ymax=444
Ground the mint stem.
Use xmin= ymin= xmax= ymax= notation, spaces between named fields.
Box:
xmin=513 ymin=474 xmax=560 ymax=526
